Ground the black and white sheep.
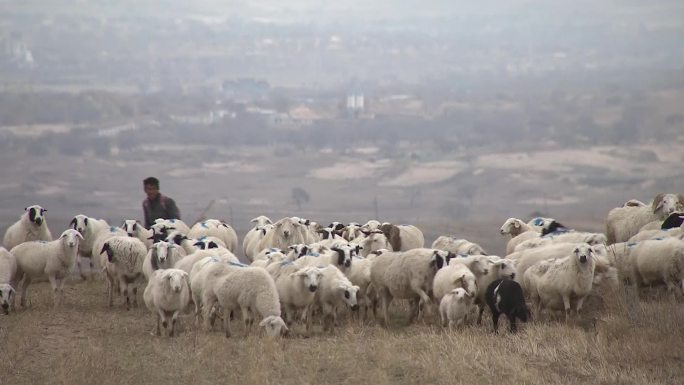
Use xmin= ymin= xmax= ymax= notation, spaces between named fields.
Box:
xmin=485 ymin=278 xmax=530 ymax=333
xmin=187 ymin=219 xmax=239 ymax=252
xmin=3 ymin=205 xmax=53 ymax=251
xmin=100 ymin=236 xmax=147 ymax=309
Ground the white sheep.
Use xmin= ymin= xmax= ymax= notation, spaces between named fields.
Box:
xmin=143 ymin=268 xmax=191 ymax=337
xmin=514 ymin=232 xmax=607 ymax=252
xmin=523 ymin=243 xmax=596 ymax=321
xmin=627 ymin=236 xmax=684 ymax=295
xmin=100 ymin=236 xmax=147 ymax=309
xmin=0 ymin=247 xmax=17 ymax=313
xmin=379 ymin=223 xmax=425 ymax=251
xmin=154 ymin=218 xmax=191 ymax=235
xmin=274 ymin=265 xmax=324 ymax=332
xmin=188 ymin=219 xmax=239 ymax=252
xmin=256 ymin=217 xmax=308 ymax=251
xmin=244 ymin=220 xmax=274 ymax=261
xmin=173 ymin=248 xmax=239 ymax=274
xmin=12 ymin=229 xmax=83 ymax=308
xmin=209 ymin=265 xmax=288 ymax=337
xmin=3 ymin=205 xmax=53 ymax=251
xmin=500 ymin=218 xmax=542 ymax=255
xmin=69 ymin=214 xmax=112 ymax=279
xmin=250 ymin=250 xmax=287 ymax=269
xmin=370 ymin=248 xmax=448 ymax=326
xmin=439 ymin=288 xmax=474 ymax=329
xmin=512 ymin=242 xmax=607 ymax=280
xmin=351 ymin=229 xmax=393 ymax=257
xmin=606 ymin=193 xmax=684 ymax=244
xmin=347 ymin=254 xmax=377 ymax=320
xmin=432 ymin=236 xmax=487 ymax=255
xmin=342 ymin=222 xmax=363 ymax=242
xmin=122 ymin=219 xmax=153 ymax=249
xmin=312 ymin=264 xmax=360 ymax=333
xmin=190 ymin=256 xmax=246 ymax=326
xmin=432 ymin=261 xmax=478 ymax=303
xmin=92 ymin=225 xmax=128 ymax=270
xmin=142 ymin=241 xmax=185 ymax=281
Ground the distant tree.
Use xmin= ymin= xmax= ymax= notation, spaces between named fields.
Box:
xmin=292 ymin=187 xmax=310 ymax=210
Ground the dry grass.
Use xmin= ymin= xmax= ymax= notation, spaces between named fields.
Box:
xmin=1 ymin=278 xmax=683 ymax=385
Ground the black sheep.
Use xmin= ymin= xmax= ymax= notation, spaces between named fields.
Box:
xmin=485 ymin=279 xmax=530 ymax=333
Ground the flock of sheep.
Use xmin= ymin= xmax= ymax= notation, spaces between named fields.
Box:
xmin=1 ymin=192 xmax=683 ymax=339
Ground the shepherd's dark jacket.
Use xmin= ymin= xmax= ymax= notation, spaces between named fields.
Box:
xmin=143 ymin=193 xmax=180 ymax=229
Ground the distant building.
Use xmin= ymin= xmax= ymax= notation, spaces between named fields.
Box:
xmin=346 ymin=92 xmax=364 ymax=117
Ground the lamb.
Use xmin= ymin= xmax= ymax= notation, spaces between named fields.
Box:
xmin=122 ymin=219 xmax=153 ymax=249
xmin=432 ymin=236 xmax=487 ymax=255
xmin=3 ymin=205 xmax=53 ymax=251
xmin=473 ymin=256 xmax=518 ymax=324
xmin=439 ymin=288 xmax=474 ymax=330
xmin=256 ymin=217 xmax=308 ymax=251
xmin=370 ymin=248 xmax=448 ymax=326
xmin=606 ymin=193 xmax=684 ymax=244
xmin=188 ymin=219 xmax=239 ymax=252
xmin=69 ymin=215 xmax=112 ymax=279
xmin=312 ymin=264 xmax=360 ymax=333
xmin=485 ymin=279 xmax=530 ymax=333
xmin=379 ymin=223 xmax=425 ymax=251
xmin=12 ymin=229 xmax=83 ymax=308
xmin=523 ymin=243 xmax=596 ymax=321
xmin=142 ymin=241 xmax=185 ymax=281
xmin=100 ymin=236 xmax=148 ymax=309
xmin=0 ymin=247 xmax=17 ymax=314
xmin=626 ymin=236 xmax=684 ymax=295
xmin=173 ymin=248 xmax=239 ymax=274
xmin=209 ymin=264 xmax=288 ymax=337
xmin=274 ymin=265 xmax=324 ymax=332
xmin=500 ymin=218 xmax=542 ymax=255
xmin=143 ymin=268 xmax=191 ymax=337
xmin=432 ymin=261 xmax=478 ymax=303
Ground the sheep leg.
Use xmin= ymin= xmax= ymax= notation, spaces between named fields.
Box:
xmin=575 ymin=296 xmax=587 ymax=317
xmin=448 ymin=319 xmax=454 ymax=331
xmin=223 ymin=310 xmax=232 ymax=338
xmin=48 ymin=275 xmax=60 ymax=308
xmin=19 ymin=276 xmax=31 ymax=307
xmin=562 ymin=294 xmax=571 ymax=322
xmin=106 ymin=273 xmax=115 ymax=307
xmin=412 ymin=287 xmax=432 ymax=320
xmin=152 ymin=312 xmax=161 ymax=336
xmin=132 ymin=286 xmax=139 ymax=307
xmin=170 ymin=311 xmax=179 ymax=337
xmin=477 ymin=304 xmax=485 ymax=325
xmin=507 ymin=314 xmax=517 ymax=333
xmin=380 ymin=290 xmax=392 ymax=328
xmin=491 ymin=311 xmax=500 ymax=333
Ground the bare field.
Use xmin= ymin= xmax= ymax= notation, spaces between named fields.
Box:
xmin=1 ymin=278 xmax=682 ymax=385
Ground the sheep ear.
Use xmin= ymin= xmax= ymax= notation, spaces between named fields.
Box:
xmin=75 ymin=232 xmax=84 ymax=240
xmin=652 ymin=193 xmax=665 ymax=212
xmin=70 ymin=218 xmax=77 ymax=229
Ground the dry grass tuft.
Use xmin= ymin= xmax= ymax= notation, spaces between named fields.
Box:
xmin=1 ymin=277 xmax=682 ymax=385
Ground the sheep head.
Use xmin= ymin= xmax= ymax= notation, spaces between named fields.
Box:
xmin=259 ymin=316 xmax=288 ymax=338
xmin=60 ymin=229 xmax=83 ymax=249
xmin=0 ymin=284 xmax=15 ymax=315
xmin=70 ymin=214 xmax=89 ymax=236
xmin=25 ymin=205 xmax=47 ymax=226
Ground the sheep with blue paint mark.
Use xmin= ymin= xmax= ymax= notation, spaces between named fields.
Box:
xmin=190 ymin=255 xmax=245 ymax=325
xmin=173 ymin=248 xmax=239 ymax=274
xmin=188 ymin=219 xmax=238 ymax=252
xmin=3 ymin=205 xmax=53 ymax=251
xmin=500 ymin=218 xmax=542 ymax=255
